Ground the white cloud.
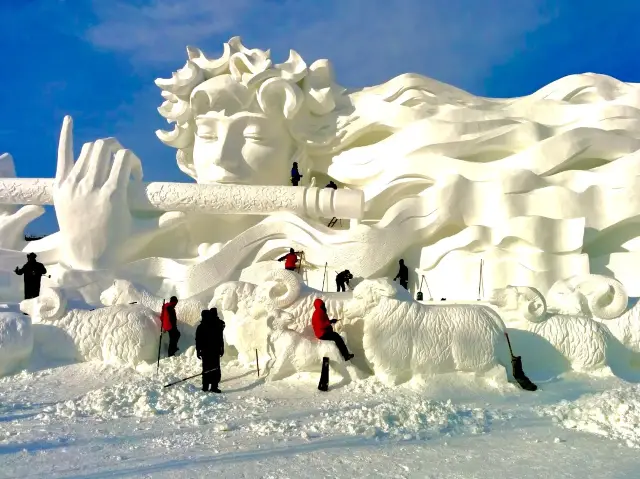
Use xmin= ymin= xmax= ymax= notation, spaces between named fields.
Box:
xmin=86 ymin=0 xmax=253 ymax=62
xmin=85 ymin=0 xmax=555 ymax=91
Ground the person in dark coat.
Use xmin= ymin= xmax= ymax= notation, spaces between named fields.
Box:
xmin=335 ymin=270 xmax=353 ymax=292
xmin=14 ymin=253 xmax=47 ymax=300
xmin=311 ymin=298 xmax=354 ymax=361
xmin=394 ymin=259 xmax=409 ymax=290
xmin=325 ymin=181 xmax=338 ymax=190
xmin=290 ymin=162 xmax=303 ymax=186
xmin=161 ymin=296 xmax=181 ymax=357
xmin=196 ymin=308 xmax=225 ymax=393
xmin=278 ymin=248 xmax=300 ymax=271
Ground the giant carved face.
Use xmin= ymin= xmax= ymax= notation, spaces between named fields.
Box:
xmin=190 ymin=75 xmax=295 ymax=186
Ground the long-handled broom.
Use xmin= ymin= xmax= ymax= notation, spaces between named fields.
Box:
xmin=504 ymin=332 xmax=537 ymax=391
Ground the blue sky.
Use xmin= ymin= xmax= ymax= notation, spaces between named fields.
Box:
xmin=2 ymin=0 xmax=640 ymax=235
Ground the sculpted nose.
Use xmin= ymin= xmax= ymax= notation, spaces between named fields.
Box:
xmin=210 ymin=134 xmax=236 ymax=168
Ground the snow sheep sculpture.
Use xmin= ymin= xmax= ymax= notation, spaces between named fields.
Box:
xmin=0 ymin=312 xmax=33 ymax=377
xmin=211 ymin=270 xmax=357 ymax=377
xmin=343 ymin=278 xmax=513 ymax=386
xmin=21 ymin=287 xmax=161 ymax=366
xmin=488 ymin=275 xmax=628 ymax=372
xmin=265 ymin=308 xmax=352 ymax=381
xmin=100 ymin=279 xmax=205 ymax=343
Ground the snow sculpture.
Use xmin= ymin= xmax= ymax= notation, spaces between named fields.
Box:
xmin=488 ymin=277 xmax=626 ymax=372
xmin=265 ymin=308 xmax=352 ymax=382
xmin=100 ymin=279 xmax=204 ymax=342
xmin=20 ymin=287 xmax=161 ymax=366
xmin=4 ymin=37 xmax=640 ymax=301
xmin=343 ymin=278 xmax=513 ymax=385
xmin=0 ymin=312 xmax=33 ymax=377
xmin=211 ymin=270 xmax=356 ymax=376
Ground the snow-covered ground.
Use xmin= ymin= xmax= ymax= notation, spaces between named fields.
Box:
xmin=2 ymin=348 xmax=640 ymax=478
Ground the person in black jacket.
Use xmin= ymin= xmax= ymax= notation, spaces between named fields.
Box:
xmin=393 ymin=259 xmax=409 ymax=290
xmin=196 ymin=308 xmax=226 ymax=393
xmin=335 ymin=269 xmax=353 ymax=292
xmin=290 ymin=162 xmax=303 ymax=186
xmin=325 ymin=181 xmax=338 ymax=190
xmin=14 ymin=253 xmax=47 ymax=300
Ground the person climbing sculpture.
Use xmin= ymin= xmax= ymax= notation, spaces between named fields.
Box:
xmin=335 ymin=269 xmax=353 ymax=292
xmin=311 ymin=298 xmax=354 ymax=361
xmin=14 ymin=252 xmax=47 ymax=300
xmin=278 ymin=248 xmax=300 ymax=271
xmin=196 ymin=308 xmax=225 ymax=393
xmin=325 ymin=181 xmax=338 ymax=190
xmin=290 ymin=161 xmax=303 ymax=186
xmin=160 ymin=296 xmax=181 ymax=357
xmin=393 ymin=258 xmax=409 ymax=290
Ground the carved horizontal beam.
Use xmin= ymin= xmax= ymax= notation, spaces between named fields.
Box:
xmin=0 ymin=178 xmax=364 ymax=219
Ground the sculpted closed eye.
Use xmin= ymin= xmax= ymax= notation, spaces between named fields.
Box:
xmin=243 ymin=129 xmax=266 ymax=141
xmin=196 ymin=129 xmax=218 ymax=141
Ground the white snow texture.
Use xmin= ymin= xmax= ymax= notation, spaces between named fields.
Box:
xmin=0 ymin=312 xmax=33 ymax=376
xmin=19 ymin=287 xmax=160 ymax=367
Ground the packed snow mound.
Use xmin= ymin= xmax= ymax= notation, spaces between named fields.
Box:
xmin=0 ymin=313 xmax=33 ymax=377
xmin=344 ymin=278 xmax=512 ymax=385
xmin=21 ymin=287 xmax=161 ymax=366
xmin=100 ymin=279 xmax=205 ymax=342
xmin=541 ymin=386 xmax=640 ymax=449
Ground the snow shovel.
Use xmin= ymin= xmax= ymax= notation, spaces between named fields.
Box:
xmin=318 ymin=357 xmax=330 ymax=392
xmin=504 ymin=332 xmax=537 ymax=392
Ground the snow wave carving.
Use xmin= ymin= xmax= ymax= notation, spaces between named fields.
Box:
xmin=343 ymin=278 xmax=512 ymax=385
xmin=20 ymin=287 xmax=161 ymax=366
xmin=100 ymin=279 xmax=205 ymax=342
xmin=0 ymin=313 xmax=33 ymax=377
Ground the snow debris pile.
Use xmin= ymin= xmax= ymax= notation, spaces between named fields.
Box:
xmin=540 ymin=386 xmax=640 ymax=448
xmin=0 ymin=313 xmax=33 ymax=377
xmin=38 ymin=348 xmax=505 ymax=441
xmin=302 ymin=395 xmax=503 ymax=440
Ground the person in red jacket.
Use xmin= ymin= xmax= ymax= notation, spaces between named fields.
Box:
xmin=278 ymin=248 xmax=300 ymax=271
xmin=160 ymin=296 xmax=181 ymax=357
xmin=311 ymin=298 xmax=354 ymax=361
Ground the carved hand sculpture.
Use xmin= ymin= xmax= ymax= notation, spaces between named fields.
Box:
xmin=53 ymin=116 xmax=187 ymax=270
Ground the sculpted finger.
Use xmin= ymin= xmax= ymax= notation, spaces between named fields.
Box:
xmin=69 ymin=141 xmax=94 ymax=184
xmin=105 ymin=149 xmax=143 ymax=193
xmin=86 ymin=137 xmax=125 ymax=187
xmin=55 ymin=116 xmax=74 ymax=184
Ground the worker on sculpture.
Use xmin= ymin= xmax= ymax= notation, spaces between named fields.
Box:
xmin=278 ymin=248 xmax=300 ymax=271
xmin=196 ymin=308 xmax=225 ymax=393
xmin=311 ymin=298 xmax=354 ymax=361
xmin=394 ymin=259 xmax=409 ymax=290
xmin=160 ymin=296 xmax=181 ymax=357
xmin=335 ymin=269 xmax=353 ymax=292
xmin=14 ymin=252 xmax=47 ymax=300
xmin=325 ymin=181 xmax=338 ymax=190
xmin=290 ymin=162 xmax=303 ymax=186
